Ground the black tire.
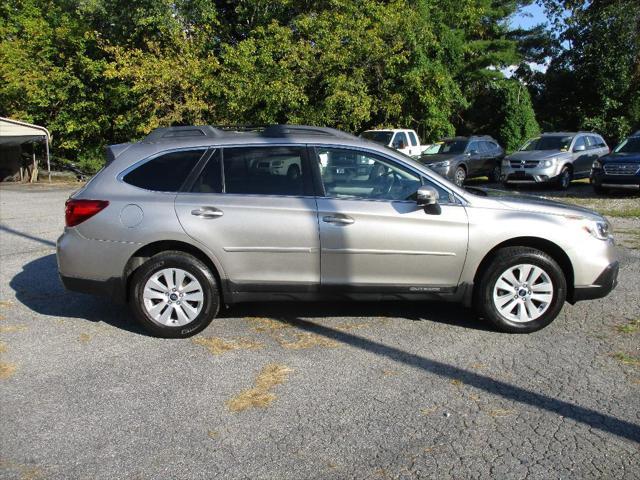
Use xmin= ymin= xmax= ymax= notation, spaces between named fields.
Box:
xmin=557 ymin=166 xmax=572 ymax=190
xmin=488 ymin=163 xmax=501 ymax=183
xmin=454 ymin=166 xmax=467 ymax=187
xmin=475 ymin=247 xmax=566 ymax=333
xmin=593 ymin=183 xmax=608 ymax=195
xmin=130 ymin=251 xmax=220 ymax=338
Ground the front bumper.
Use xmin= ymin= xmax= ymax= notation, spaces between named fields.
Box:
xmin=503 ymin=163 xmax=561 ymax=184
xmin=591 ymin=170 xmax=640 ymax=190
xmin=571 ymin=261 xmax=619 ymax=303
xmin=427 ymin=164 xmax=453 ymax=180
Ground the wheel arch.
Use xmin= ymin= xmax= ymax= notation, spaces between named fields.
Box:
xmin=123 ymin=240 xmax=225 ymax=303
xmin=472 ymin=236 xmax=575 ymax=302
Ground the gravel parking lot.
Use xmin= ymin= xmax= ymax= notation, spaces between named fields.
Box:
xmin=1 ymin=182 xmax=639 ymax=479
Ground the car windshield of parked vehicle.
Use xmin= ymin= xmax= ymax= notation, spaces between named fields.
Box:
xmin=614 ymin=137 xmax=640 ymax=153
xmin=520 ymin=136 xmax=573 ymax=151
xmin=361 ymin=131 xmax=393 ymax=145
xmin=422 ymin=143 xmax=442 ymax=155
xmin=437 ymin=140 xmax=467 ymax=154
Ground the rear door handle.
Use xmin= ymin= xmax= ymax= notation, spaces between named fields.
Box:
xmin=191 ymin=207 xmax=223 ymax=219
xmin=322 ymin=215 xmax=354 ymax=225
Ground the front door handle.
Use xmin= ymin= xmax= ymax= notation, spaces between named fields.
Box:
xmin=322 ymin=215 xmax=354 ymax=225
xmin=191 ymin=207 xmax=223 ymax=219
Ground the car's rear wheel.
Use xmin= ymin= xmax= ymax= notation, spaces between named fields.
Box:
xmin=558 ymin=166 xmax=572 ymax=190
xmin=130 ymin=251 xmax=219 ymax=338
xmin=475 ymin=247 xmax=566 ymax=333
xmin=489 ymin=163 xmax=501 ymax=183
xmin=454 ymin=166 xmax=467 ymax=187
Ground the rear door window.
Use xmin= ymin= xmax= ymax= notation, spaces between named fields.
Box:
xmin=123 ymin=149 xmax=205 ymax=192
xmin=408 ymin=131 xmax=418 ymax=147
xmin=222 ymin=147 xmax=308 ymax=196
xmin=190 ymin=150 xmax=222 ymax=193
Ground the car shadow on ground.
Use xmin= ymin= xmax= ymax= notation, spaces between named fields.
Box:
xmin=10 ymin=254 xmax=144 ymax=335
xmin=10 ymin=254 xmax=640 ymax=443
xmin=11 ymin=254 xmax=492 ymax=336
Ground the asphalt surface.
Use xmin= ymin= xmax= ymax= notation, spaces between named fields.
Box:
xmin=1 ymin=183 xmax=639 ymax=480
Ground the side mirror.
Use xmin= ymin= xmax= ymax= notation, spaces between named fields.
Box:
xmin=416 ymin=186 xmax=439 ymax=206
xmin=574 ymin=144 xmax=586 ymax=152
xmin=468 ymin=149 xmax=478 ymax=156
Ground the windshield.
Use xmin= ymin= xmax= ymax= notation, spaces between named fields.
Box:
xmin=437 ymin=140 xmax=467 ymax=154
xmin=361 ymin=131 xmax=393 ymax=145
xmin=520 ymin=136 xmax=573 ymax=151
xmin=614 ymin=137 xmax=640 ymax=153
xmin=422 ymin=143 xmax=442 ymax=155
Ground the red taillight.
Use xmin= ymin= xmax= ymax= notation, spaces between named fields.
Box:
xmin=65 ymin=199 xmax=109 ymax=227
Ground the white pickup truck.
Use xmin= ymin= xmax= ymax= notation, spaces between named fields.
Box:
xmin=360 ymin=128 xmax=427 ymax=157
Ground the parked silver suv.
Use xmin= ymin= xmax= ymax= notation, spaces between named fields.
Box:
xmin=502 ymin=132 xmax=609 ymax=189
xmin=57 ymin=125 xmax=618 ymax=338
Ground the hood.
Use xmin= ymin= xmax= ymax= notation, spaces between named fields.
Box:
xmin=464 ymin=187 xmax=604 ymax=221
xmin=419 ymin=152 xmax=463 ymax=164
xmin=600 ymin=152 xmax=640 ymax=164
xmin=506 ymin=150 xmax=569 ymax=161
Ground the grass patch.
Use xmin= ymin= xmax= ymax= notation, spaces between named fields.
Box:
xmin=0 ymin=325 xmax=27 ymax=333
xmin=0 ymin=362 xmax=17 ymax=379
xmin=192 ymin=336 xmax=263 ymax=355
xmin=488 ymin=408 xmax=516 ymax=418
xmin=246 ymin=317 xmax=293 ymax=332
xmin=78 ymin=333 xmax=91 ymax=343
xmin=615 ymin=319 xmax=640 ymax=334
xmin=545 ymin=196 xmax=640 ymax=218
xmin=612 ymin=352 xmax=640 ymax=367
xmin=276 ymin=333 xmax=340 ymax=350
xmin=227 ymin=364 xmax=293 ymax=412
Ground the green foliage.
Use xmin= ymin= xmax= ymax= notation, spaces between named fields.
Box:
xmin=1 ymin=0 xmax=543 ymax=166
xmin=536 ymin=0 xmax=640 ymax=143
xmin=461 ymin=78 xmax=539 ymax=151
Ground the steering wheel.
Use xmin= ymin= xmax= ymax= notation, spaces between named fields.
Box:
xmin=371 ymin=170 xmax=399 ymax=197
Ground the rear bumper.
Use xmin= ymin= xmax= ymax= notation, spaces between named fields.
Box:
xmin=59 ymin=274 xmax=126 ymax=303
xmin=571 ymin=261 xmax=619 ymax=303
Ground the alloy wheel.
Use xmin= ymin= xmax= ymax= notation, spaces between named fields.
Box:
xmin=492 ymin=264 xmax=553 ymax=323
xmin=143 ymin=268 xmax=204 ymax=326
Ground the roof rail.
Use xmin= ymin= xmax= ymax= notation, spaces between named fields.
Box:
xmin=262 ymin=124 xmax=357 ymax=139
xmin=143 ymin=125 xmax=221 ymax=142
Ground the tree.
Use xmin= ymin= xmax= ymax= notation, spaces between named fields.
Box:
xmin=536 ymin=0 xmax=640 ymax=143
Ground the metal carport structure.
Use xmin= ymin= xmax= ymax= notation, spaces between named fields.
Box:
xmin=0 ymin=117 xmax=51 ymax=182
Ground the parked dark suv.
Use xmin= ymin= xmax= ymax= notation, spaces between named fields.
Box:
xmin=418 ymin=136 xmax=504 ymax=186
xmin=591 ymin=131 xmax=640 ymax=193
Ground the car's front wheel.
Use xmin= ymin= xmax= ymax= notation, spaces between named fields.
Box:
xmin=454 ymin=166 xmax=467 ymax=187
xmin=558 ymin=166 xmax=572 ymax=190
xmin=130 ymin=251 xmax=220 ymax=338
xmin=475 ymin=247 xmax=566 ymax=333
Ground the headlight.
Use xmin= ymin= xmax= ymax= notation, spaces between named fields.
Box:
xmin=583 ymin=219 xmax=611 ymax=240
xmin=432 ymin=160 xmax=451 ymax=168
xmin=501 ymin=159 xmax=510 ymax=167
xmin=592 ymin=159 xmax=602 ymax=169
xmin=540 ymin=158 xmax=556 ymax=168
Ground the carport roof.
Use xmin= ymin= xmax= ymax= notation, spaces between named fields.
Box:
xmin=0 ymin=117 xmax=50 ymax=146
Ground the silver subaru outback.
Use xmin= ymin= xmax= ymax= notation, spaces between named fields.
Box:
xmin=57 ymin=125 xmax=618 ymax=338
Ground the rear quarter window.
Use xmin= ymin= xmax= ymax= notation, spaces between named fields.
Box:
xmin=123 ymin=149 xmax=205 ymax=192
